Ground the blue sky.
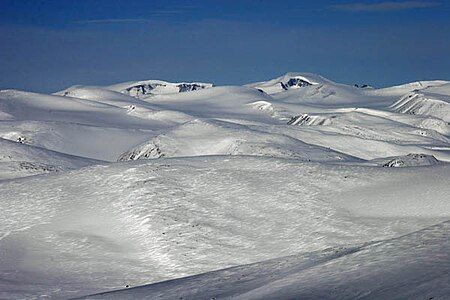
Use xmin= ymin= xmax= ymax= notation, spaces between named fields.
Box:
xmin=1 ymin=0 xmax=449 ymax=92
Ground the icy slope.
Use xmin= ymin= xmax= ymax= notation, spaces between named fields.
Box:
xmin=0 ymin=157 xmax=448 ymax=299
xmin=80 ymin=221 xmax=450 ymax=300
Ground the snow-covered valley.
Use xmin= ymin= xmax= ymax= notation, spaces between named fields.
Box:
xmin=0 ymin=73 xmax=449 ymax=299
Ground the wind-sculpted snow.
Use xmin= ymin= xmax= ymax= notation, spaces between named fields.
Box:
xmin=1 ymin=157 xmax=448 ymax=298
xmin=0 ymin=72 xmax=450 ymax=298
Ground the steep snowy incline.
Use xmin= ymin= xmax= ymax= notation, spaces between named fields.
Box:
xmin=0 ymin=157 xmax=448 ymax=299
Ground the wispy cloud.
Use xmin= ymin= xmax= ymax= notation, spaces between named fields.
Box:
xmin=76 ymin=18 xmax=150 ymax=24
xmin=330 ymin=1 xmax=440 ymax=12
xmin=76 ymin=5 xmax=197 ymax=25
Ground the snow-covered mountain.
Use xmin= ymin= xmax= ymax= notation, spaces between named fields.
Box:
xmin=0 ymin=73 xmax=449 ymax=299
xmin=107 ymin=80 xmax=213 ymax=98
xmin=246 ymin=72 xmax=327 ymax=94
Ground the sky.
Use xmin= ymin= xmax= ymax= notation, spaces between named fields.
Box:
xmin=0 ymin=0 xmax=449 ymax=92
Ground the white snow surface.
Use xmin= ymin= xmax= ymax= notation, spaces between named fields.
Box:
xmin=0 ymin=73 xmax=449 ymax=299
xmin=0 ymin=137 xmax=100 ymax=179
xmin=106 ymin=80 xmax=213 ymax=98
xmin=80 ymin=220 xmax=450 ymax=300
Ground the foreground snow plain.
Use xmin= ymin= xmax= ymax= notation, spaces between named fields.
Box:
xmin=0 ymin=73 xmax=449 ymax=299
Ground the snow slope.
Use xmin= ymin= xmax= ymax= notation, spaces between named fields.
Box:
xmin=0 ymin=157 xmax=448 ymax=299
xmin=118 ymin=119 xmax=357 ymax=162
xmin=55 ymin=85 xmax=149 ymax=106
xmin=0 ymin=137 xmax=100 ymax=179
xmin=0 ymin=72 xmax=449 ymax=299
xmin=372 ymin=80 xmax=450 ymax=96
xmin=80 ymin=221 xmax=450 ymax=300
xmin=0 ymin=89 xmax=178 ymax=161
xmin=390 ymin=89 xmax=450 ymax=122
xmin=2 ymin=74 xmax=449 ymax=163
